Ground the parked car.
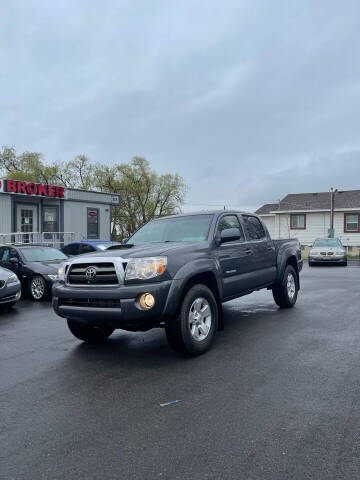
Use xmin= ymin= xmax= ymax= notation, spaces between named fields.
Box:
xmin=0 ymin=266 xmax=21 ymax=309
xmin=61 ymin=240 xmax=121 ymax=256
xmin=53 ymin=210 xmax=302 ymax=356
xmin=308 ymin=238 xmax=347 ymax=266
xmin=0 ymin=245 xmax=68 ymax=301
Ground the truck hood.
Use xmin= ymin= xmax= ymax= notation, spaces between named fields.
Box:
xmin=74 ymin=242 xmax=203 ymax=260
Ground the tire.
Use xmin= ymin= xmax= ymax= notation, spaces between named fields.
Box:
xmin=30 ymin=275 xmax=48 ymax=301
xmin=165 ymin=284 xmax=218 ymax=356
xmin=67 ymin=319 xmax=114 ymax=343
xmin=308 ymin=261 xmax=314 ymax=267
xmin=342 ymin=261 xmax=348 ymax=267
xmin=272 ymin=265 xmax=298 ymax=309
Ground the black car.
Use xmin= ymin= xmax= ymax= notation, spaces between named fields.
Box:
xmin=0 ymin=245 xmax=68 ymax=301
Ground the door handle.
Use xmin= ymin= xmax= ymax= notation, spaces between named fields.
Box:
xmin=245 ymin=249 xmax=252 ymax=255
xmin=267 ymin=246 xmax=274 ymax=251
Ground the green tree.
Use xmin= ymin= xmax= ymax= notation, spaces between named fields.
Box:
xmin=0 ymin=147 xmax=187 ymax=239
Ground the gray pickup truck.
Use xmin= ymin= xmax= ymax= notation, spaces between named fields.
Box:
xmin=52 ymin=211 xmax=302 ymax=356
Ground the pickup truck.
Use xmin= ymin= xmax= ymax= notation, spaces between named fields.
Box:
xmin=52 ymin=211 xmax=302 ymax=356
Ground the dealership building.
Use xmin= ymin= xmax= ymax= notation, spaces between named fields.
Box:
xmin=0 ymin=178 xmax=120 ymax=243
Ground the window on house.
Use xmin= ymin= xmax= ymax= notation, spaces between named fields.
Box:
xmin=344 ymin=214 xmax=359 ymax=232
xmin=290 ymin=214 xmax=306 ymax=229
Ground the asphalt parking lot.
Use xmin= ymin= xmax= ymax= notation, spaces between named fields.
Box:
xmin=1 ymin=265 xmax=360 ymax=480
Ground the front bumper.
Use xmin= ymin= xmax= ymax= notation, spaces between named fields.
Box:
xmin=0 ymin=283 xmax=21 ymax=304
xmin=52 ymin=280 xmax=175 ymax=330
xmin=309 ymin=256 xmax=347 ymax=263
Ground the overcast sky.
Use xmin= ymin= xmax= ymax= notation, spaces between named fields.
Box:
xmin=1 ymin=0 xmax=360 ymax=211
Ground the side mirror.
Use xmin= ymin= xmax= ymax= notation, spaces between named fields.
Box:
xmin=220 ymin=228 xmax=241 ymax=243
xmin=122 ymin=238 xmax=129 ymax=245
xmin=9 ymin=257 xmax=19 ymax=264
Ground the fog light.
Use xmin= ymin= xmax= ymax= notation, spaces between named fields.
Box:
xmin=139 ymin=293 xmax=155 ymax=310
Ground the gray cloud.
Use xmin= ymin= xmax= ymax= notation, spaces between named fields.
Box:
xmin=1 ymin=0 xmax=360 ymax=212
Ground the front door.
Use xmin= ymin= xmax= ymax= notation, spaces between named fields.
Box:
xmin=16 ymin=204 xmax=38 ymax=243
xmin=214 ymin=214 xmax=253 ymax=299
xmin=241 ymin=215 xmax=277 ymax=286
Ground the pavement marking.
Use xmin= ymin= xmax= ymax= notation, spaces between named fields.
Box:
xmin=160 ymin=400 xmax=181 ymax=407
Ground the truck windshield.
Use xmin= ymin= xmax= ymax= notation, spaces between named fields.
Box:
xmin=313 ymin=239 xmax=342 ymax=247
xmin=128 ymin=215 xmax=214 ymax=244
xmin=20 ymin=247 xmax=68 ymax=262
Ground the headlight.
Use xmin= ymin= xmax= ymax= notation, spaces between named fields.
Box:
xmin=125 ymin=257 xmax=167 ymax=281
xmin=47 ymin=274 xmax=59 ymax=281
xmin=7 ymin=274 xmax=19 ymax=285
xmin=58 ymin=263 xmax=68 ymax=281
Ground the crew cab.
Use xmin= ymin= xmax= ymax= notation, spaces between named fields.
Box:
xmin=52 ymin=211 xmax=302 ymax=356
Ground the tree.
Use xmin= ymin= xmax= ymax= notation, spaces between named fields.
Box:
xmin=0 ymin=147 xmax=187 ymax=238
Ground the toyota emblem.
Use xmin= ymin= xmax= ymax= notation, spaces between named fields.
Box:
xmin=85 ymin=266 xmax=97 ymax=282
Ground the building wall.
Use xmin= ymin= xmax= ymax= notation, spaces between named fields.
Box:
xmin=64 ymin=201 xmax=111 ymax=240
xmin=66 ymin=189 xmax=119 ymax=205
xmin=0 ymin=195 xmax=12 ymax=232
xmin=262 ymin=215 xmax=276 ymax=237
xmin=263 ymin=211 xmax=360 ymax=246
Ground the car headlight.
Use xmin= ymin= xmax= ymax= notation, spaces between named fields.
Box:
xmin=47 ymin=274 xmax=59 ymax=281
xmin=57 ymin=263 xmax=68 ymax=281
xmin=125 ymin=257 xmax=167 ymax=281
xmin=7 ymin=274 xmax=19 ymax=285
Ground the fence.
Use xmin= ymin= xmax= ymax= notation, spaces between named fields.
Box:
xmin=0 ymin=232 xmax=84 ymax=248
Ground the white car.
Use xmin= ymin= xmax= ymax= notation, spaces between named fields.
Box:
xmin=308 ymin=238 xmax=347 ymax=266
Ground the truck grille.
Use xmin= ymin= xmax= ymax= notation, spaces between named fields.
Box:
xmin=59 ymin=298 xmax=121 ymax=308
xmin=67 ymin=262 xmax=119 ymax=286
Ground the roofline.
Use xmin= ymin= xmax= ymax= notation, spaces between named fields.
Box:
xmin=264 ymin=208 xmax=360 ymax=214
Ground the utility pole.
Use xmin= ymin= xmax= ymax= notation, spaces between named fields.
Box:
xmin=278 ymin=199 xmax=281 ymax=238
xmin=329 ymin=187 xmax=337 ymax=238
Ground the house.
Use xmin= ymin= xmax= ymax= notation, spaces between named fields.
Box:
xmin=255 ymin=190 xmax=360 ymax=257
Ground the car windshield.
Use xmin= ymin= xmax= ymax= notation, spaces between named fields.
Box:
xmin=20 ymin=247 xmax=68 ymax=262
xmin=128 ymin=215 xmax=214 ymax=244
xmin=313 ymin=239 xmax=342 ymax=247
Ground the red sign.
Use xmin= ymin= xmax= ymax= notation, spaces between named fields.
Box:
xmin=88 ymin=211 xmax=97 ymax=217
xmin=3 ymin=179 xmax=65 ymax=198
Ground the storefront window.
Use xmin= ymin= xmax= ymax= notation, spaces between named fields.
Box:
xmin=43 ymin=207 xmax=59 ymax=239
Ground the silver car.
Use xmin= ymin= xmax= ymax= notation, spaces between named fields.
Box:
xmin=308 ymin=238 xmax=347 ymax=266
xmin=0 ymin=266 xmax=21 ymax=308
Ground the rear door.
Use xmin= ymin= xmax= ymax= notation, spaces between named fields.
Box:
xmin=241 ymin=215 xmax=276 ymax=287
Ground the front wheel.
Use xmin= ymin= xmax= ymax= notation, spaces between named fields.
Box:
xmin=30 ymin=275 xmax=48 ymax=301
xmin=165 ymin=284 xmax=218 ymax=356
xmin=272 ymin=265 xmax=298 ymax=308
xmin=67 ymin=319 xmax=114 ymax=343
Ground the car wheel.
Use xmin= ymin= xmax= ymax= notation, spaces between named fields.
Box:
xmin=30 ymin=275 xmax=48 ymax=301
xmin=308 ymin=261 xmax=313 ymax=267
xmin=272 ymin=265 xmax=298 ymax=309
xmin=67 ymin=319 xmax=114 ymax=343
xmin=165 ymin=284 xmax=218 ymax=356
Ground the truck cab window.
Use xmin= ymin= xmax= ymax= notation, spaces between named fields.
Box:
xmin=216 ymin=215 xmax=245 ymax=243
xmin=242 ymin=215 xmax=266 ymax=241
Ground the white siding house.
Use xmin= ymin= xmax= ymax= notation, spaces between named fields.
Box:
xmin=256 ymin=191 xmax=360 ymax=257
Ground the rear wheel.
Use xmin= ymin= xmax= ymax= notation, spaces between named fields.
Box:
xmin=272 ymin=265 xmax=298 ymax=308
xmin=165 ymin=284 xmax=218 ymax=356
xmin=67 ymin=319 xmax=114 ymax=343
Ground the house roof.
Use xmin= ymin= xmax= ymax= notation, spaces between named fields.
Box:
xmin=255 ymin=203 xmax=278 ymax=214
xmin=255 ymin=190 xmax=360 ymax=214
